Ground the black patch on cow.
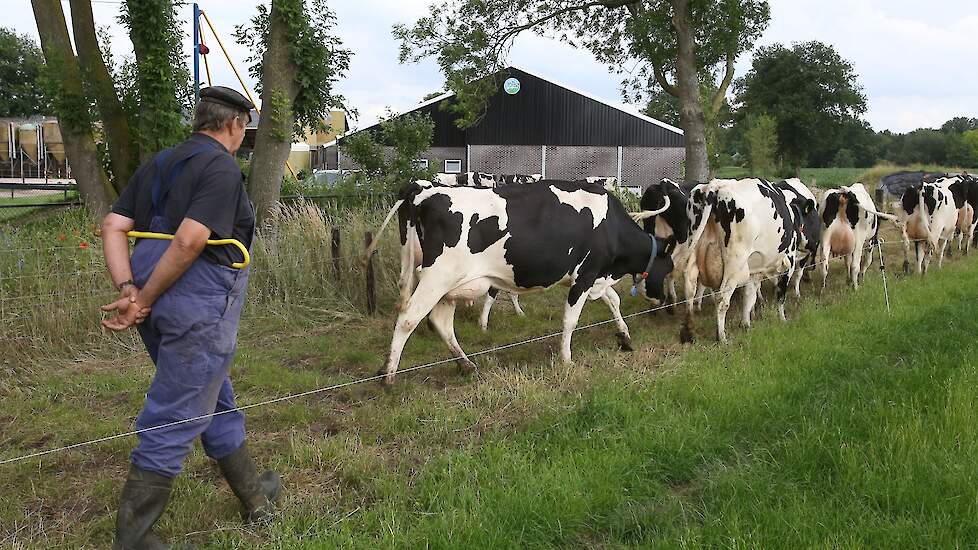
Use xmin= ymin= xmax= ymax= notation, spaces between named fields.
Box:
xmin=901 ymin=185 xmax=920 ymax=215
xmin=416 ymin=193 xmax=463 ymax=267
xmin=467 ymin=214 xmax=506 ymax=254
xmin=945 ymin=177 xmax=967 ymax=209
xmin=922 ymin=185 xmax=938 ymax=214
xmin=714 ymin=196 xmax=746 ymax=247
xmin=756 ymin=180 xmax=797 ymax=253
xmin=775 ymin=180 xmax=820 ymax=255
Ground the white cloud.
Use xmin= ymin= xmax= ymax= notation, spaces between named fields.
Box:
xmin=4 ymin=0 xmax=976 ymax=133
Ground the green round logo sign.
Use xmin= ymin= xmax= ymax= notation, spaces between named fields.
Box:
xmin=503 ymin=77 xmax=520 ymax=95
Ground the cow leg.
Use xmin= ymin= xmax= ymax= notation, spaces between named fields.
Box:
xmin=381 ymin=277 xmax=457 ymax=384
xmin=510 ymin=293 xmax=526 ymax=316
xmin=918 ymin=241 xmax=927 ymax=274
xmin=680 ymin=263 xmax=700 ymax=344
xmin=776 ymin=266 xmax=793 ymax=322
xmin=717 ymin=253 xmax=751 ymax=343
xmin=600 ymin=286 xmax=632 ymax=351
xmin=849 ymin=249 xmax=862 ymax=290
xmin=791 ymin=254 xmax=807 ymax=299
xmin=694 ymin=284 xmax=707 ymax=312
xmin=937 ymin=238 xmax=949 ymax=269
xmin=819 ymin=240 xmax=832 ymax=294
xmin=560 ymin=285 xmax=592 ymax=364
xmin=740 ymin=277 xmax=759 ymax=329
xmin=665 ymin=277 xmax=677 ymax=315
xmin=478 ymin=288 xmax=498 ymax=332
xmin=901 ymin=229 xmax=912 ymax=274
xmin=428 ymin=298 xmax=476 ymax=375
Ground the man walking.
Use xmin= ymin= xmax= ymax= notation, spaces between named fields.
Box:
xmin=100 ymin=86 xmax=281 ymax=549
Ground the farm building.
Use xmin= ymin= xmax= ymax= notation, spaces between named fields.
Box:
xmin=315 ymin=66 xmax=685 ymax=190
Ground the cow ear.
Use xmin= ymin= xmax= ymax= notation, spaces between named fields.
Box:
xmin=804 ymin=198 xmax=816 ymax=216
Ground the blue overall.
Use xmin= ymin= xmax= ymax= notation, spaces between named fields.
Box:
xmin=129 ymin=144 xmax=252 ymax=478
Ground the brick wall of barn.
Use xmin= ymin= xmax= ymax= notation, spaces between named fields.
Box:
xmin=621 ymin=147 xmax=685 ymax=189
xmin=469 ymin=145 xmax=543 ymax=175
xmin=338 ymin=146 xmax=466 ymax=173
xmin=466 ymin=145 xmax=684 ymax=188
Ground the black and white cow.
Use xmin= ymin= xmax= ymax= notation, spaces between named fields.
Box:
xmin=819 ymin=183 xmax=896 ymax=289
xmin=372 ymin=179 xmax=673 ymax=383
xmin=938 ymin=174 xmax=978 ymax=255
xmin=434 ymin=172 xmax=497 ymax=187
xmin=898 ymin=179 xmax=959 ymax=274
xmin=680 ymin=178 xmax=811 ymax=344
xmin=496 ymin=174 xmax=543 ymax=186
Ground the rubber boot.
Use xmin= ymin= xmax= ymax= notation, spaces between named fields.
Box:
xmin=217 ymin=443 xmax=282 ymax=523
xmin=113 ymin=465 xmax=173 ymax=550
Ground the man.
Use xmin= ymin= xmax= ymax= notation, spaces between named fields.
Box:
xmin=100 ymin=86 xmax=281 ymax=549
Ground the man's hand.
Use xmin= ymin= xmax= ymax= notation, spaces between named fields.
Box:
xmin=100 ymin=287 xmax=151 ymax=331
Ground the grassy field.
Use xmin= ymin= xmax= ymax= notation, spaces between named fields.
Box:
xmin=2 ymin=196 xmax=977 ymax=547
xmin=0 ymin=191 xmax=79 ymax=223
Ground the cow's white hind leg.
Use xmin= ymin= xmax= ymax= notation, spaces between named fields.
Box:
xmin=428 ymin=299 xmax=475 ymax=375
xmin=849 ymin=247 xmax=863 ymax=290
xmin=819 ymin=239 xmax=831 ymax=294
xmin=510 ymin=293 xmax=526 ymax=316
xmin=478 ymin=291 xmax=496 ymax=332
xmin=937 ymin=238 xmax=949 ymax=268
xmin=717 ymin=253 xmax=750 ymax=343
xmin=600 ymin=286 xmax=632 ymax=351
xmin=740 ymin=277 xmax=759 ymax=329
xmin=560 ymin=288 xmax=591 ymax=364
xmin=381 ymin=277 xmax=458 ymax=384
xmin=681 ymin=263 xmax=701 ymax=344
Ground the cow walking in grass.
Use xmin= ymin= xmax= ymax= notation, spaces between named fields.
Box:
xmin=679 ymin=178 xmax=812 ymax=344
xmin=369 ymin=179 xmax=672 ymax=384
xmin=819 ymin=183 xmax=896 ymax=290
xmin=898 ymin=179 xmax=959 ymax=274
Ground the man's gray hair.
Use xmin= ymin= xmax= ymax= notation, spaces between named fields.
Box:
xmin=193 ymin=100 xmax=247 ymax=132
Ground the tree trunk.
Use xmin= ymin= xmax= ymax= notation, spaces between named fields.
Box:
xmin=249 ymin=0 xmax=299 ymax=224
xmin=69 ymin=0 xmax=136 ymax=194
xmin=670 ymin=0 xmax=710 ymax=183
xmin=31 ymin=0 xmax=114 ymax=216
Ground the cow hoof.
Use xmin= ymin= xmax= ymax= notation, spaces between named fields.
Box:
xmin=679 ymin=326 xmax=694 ymax=344
xmin=616 ymin=332 xmax=634 ymax=352
xmin=457 ymin=359 xmax=477 ymax=375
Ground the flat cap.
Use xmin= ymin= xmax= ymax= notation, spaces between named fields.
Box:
xmin=200 ymin=86 xmax=255 ymax=112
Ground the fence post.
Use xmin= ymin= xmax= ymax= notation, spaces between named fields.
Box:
xmin=331 ymin=227 xmax=341 ymax=282
xmin=364 ymin=231 xmax=377 ymax=315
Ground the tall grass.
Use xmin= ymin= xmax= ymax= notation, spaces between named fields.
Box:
xmin=0 ymin=201 xmax=402 ymax=365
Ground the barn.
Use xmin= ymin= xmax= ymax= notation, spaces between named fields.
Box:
xmin=315 ymin=66 xmax=685 ymax=190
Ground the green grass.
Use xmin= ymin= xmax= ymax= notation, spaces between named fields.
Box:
xmin=1 ymin=198 xmax=977 ymax=547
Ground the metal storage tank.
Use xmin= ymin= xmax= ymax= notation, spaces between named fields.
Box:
xmin=42 ymin=120 xmax=66 ymax=165
xmin=19 ymin=123 xmax=39 ymax=164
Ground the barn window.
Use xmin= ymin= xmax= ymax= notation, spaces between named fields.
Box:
xmin=414 ymin=158 xmax=429 ymax=169
xmin=444 ymin=159 xmax=462 ymax=173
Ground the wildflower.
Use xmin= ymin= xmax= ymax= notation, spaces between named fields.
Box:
xmin=79 ymin=242 xmax=90 ymax=250
xmin=57 ymin=234 xmax=66 ymax=242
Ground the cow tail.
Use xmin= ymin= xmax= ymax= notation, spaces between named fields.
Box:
xmin=684 ymin=200 xmax=714 ymax=273
xmin=363 ymin=198 xmax=405 ymax=265
xmin=398 ymin=220 xmax=418 ymax=312
xmin=855 ymin=201 xmax=899 ymax=221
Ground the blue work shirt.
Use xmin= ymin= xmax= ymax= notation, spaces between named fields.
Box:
xmin=112 ymin=133 xmax=255 ymax=267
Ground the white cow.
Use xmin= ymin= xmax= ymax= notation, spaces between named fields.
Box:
xmin=680 ymin=179 xmax=809 ymax=344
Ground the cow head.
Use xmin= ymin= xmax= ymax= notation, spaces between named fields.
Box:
xmin=638 ymin=179 xmax=691 ymax=250
xmin=901 ymin=184 xmax=921 ymax=215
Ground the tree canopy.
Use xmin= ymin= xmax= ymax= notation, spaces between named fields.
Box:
xmin=734 ymin=41 xmax=866 ymax=173
xmin=0 ymin=27 xmax=48 ymax=117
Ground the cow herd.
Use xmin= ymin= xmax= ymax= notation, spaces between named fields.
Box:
xmin=368 ymin=171 xmax=977 ymax=384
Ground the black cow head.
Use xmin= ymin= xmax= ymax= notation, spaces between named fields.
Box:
xmin=901 ymin=184 xmax=921 ymax=215
xmin=642 ymin=251 xmax=675 ymax=301
xmin=639 ymin=179 xmax=691 ymax=250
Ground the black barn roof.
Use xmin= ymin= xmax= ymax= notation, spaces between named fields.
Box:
xmin=339 ymin=66 xmax=684 ymax=148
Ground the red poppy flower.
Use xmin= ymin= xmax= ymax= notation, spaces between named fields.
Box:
xmin=79 ymin=242 xmax=90 ymax=250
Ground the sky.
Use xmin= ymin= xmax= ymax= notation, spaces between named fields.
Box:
xmin=6 ymin=0 xmax=977 ymax=133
